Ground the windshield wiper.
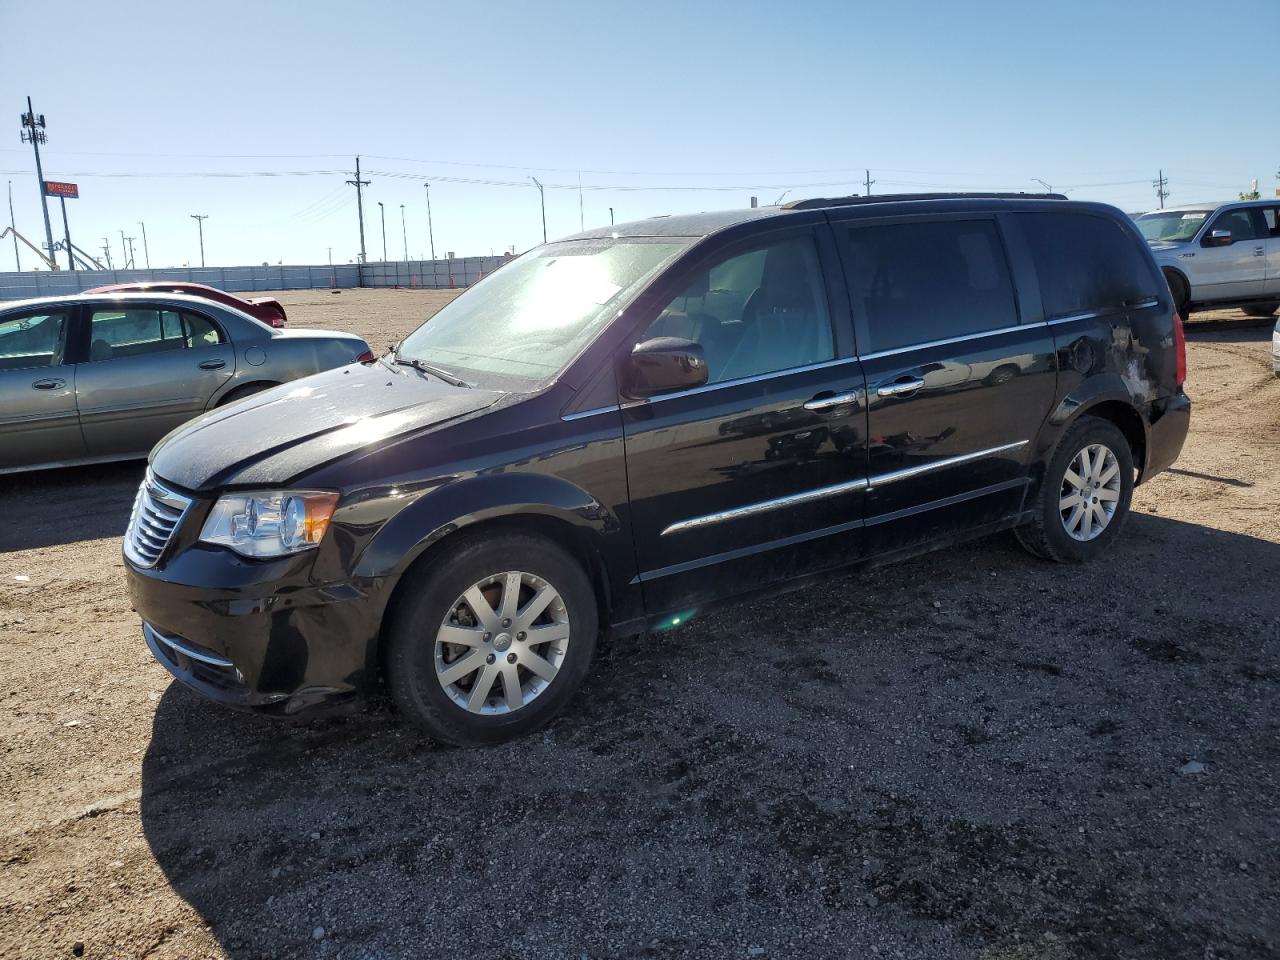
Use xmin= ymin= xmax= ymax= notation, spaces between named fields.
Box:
xmin=392 ymin=351 xmax=470 ymax=388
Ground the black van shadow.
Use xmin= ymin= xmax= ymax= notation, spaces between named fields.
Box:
xmin=1184 ymin=320 xmax=1273 ymax=345
xmin=0 ymin=461 xmax=143 ymax=552
xmin=141 ymin=512 xmax=1280 ymax=959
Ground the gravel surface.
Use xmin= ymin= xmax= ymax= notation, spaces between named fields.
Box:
xmin=1 ymin=291 xmax=1277 ymax=959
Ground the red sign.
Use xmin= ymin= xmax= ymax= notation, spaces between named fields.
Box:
xmin=44 ymin=181 xmax=79 ymax=199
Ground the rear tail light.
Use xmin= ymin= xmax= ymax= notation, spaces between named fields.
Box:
xmin=355 ymin=349 xmax=375 ymax=363
xmin=1172 ymin=310 xmax=1186 ymax=387
xmin=270 ymin=316 xmax=285 ymax=328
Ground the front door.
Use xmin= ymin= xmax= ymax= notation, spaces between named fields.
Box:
xmin=620 ymin=230 xmax=868 ymax=616
xmin=833 ymin=213 xmax=1058 ymax=554
xmin=74 ymin=305 xmax=235 ymax=458
xmin=1195 ymin=207 xmax=1266 ymax=300
xmin=0 ymin=307 xmax=86 ymax=471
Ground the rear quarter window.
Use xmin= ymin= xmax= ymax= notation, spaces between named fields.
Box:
xmin=1019 ymin=212 xmax=1159 ymax=318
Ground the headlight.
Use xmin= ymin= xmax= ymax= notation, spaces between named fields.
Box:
xmin=200 ymin=490 xmax=339 ymax=558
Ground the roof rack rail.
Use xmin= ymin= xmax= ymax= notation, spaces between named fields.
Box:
xmin=782 ymin=192 xmax=1067 ymax=211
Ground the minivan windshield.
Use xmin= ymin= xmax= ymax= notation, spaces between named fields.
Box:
xmin=396 ymin=238 xmax=689 ymax=386
xmin=1135 ymin=210 xmax=1211 ymax=243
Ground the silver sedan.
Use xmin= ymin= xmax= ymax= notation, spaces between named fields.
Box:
xmin=0 ymin=292 xmax=371 ymax=475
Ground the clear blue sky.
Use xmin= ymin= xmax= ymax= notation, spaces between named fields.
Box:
xmin=2 ymin=0 xmax=1277 ymax=270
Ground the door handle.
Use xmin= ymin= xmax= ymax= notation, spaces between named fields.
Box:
xmin=877 ymin=377 xmax=925 ymax=398
xmin=198 ymin=358 xmax=227 ymax=370
xmin=32 ymin=378 xmax=65 ymax=390
xmin=803 ymin=390 xmax=861 ymax=412
xmin=1255 ymin=246 xmax=1265 ymax=256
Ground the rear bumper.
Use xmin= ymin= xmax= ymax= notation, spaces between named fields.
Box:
xmin=1143 ymin=391 xmax=1191 ymax=481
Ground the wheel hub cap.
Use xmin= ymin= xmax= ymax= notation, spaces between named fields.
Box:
xmin=1059 ymin=442 xmax=1122 ymax=542
xmin=434 ymin=571 xmax=570 ymax=716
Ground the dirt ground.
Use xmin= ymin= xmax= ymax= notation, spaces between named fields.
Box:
xmin=1 ymin=289 xmax=1277 ymax=960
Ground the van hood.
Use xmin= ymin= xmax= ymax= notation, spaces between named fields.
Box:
xmin=150 ymin=360 xmax=502 ymax=491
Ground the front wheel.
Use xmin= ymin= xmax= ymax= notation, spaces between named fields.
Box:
xmin=1015 ymin=416 xmax=1135 ymax=563
xmin=1164 ymin=271 xmax=1191 ymax=320
xmin=384 ymin=530 xmax=598 ymax=746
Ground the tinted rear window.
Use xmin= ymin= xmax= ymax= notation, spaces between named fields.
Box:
xmin=1020 ymin=212 xmax=1158 ymax=318
xmin=844 ymin=219 xmax=1019 ymax=353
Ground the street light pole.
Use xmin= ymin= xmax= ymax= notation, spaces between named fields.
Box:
xmin=400 ymin=204 xmax=408 ymax=262
xmin=530 ymin=176 xmax=546 ymax=244
xmin=609 ymin=206 xmax=614 ymax=225
xmin=119 ymin=230 xmax=128 ymax=270
xmin=138 ymin=221 xmax=151 ymax=269
xmin=424 ymin=181 xmax=440 ymax=261
xmin=190 ymin=214 xmax=208 ymax=267
xmin=377 ymin=201 xmax=387 ymax=261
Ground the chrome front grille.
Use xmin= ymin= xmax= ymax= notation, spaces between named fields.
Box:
xmin=124 ymin=471 xmax=192 ymax=567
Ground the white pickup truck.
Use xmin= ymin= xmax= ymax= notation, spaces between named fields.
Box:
xmin=1135 ymin=200 xmax=1280 ymax=321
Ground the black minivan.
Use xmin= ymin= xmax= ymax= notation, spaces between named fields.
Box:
xmin=125 ymin=194 xmax=1190 ymax=745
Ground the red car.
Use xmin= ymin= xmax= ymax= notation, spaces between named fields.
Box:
xmin=84 ymin=282 xmax=287 ymax=328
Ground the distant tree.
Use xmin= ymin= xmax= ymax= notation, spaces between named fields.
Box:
xmin=1239 ymin=188 xmax=1261 ymax=200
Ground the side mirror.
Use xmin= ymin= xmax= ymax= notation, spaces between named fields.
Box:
xmin=1203 ymin=229 xmax=1233 ymax=248
xmin=623 ymin=336 xmax=708 ymax=398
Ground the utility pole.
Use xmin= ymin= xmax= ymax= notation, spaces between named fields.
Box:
xmin=101 ymin=237 xmax=113 ymax=270
xmin=400 ymin=204 xmax=408 ymax=262
xmin=119 ymin=230 xmax=129 ymax=269
xmin=578 ymin=171 xmax=584 ymax=231
xmin=376 ymin=201 xmax=387 ymax=261
xmin=190 ymin=214 xmax=208 ymax=267
xmin=138 ymin=221 xmax=151 ymax=269
xmin=530 ymin=176 xmax=546 ymax=244
xmin=864 ymin=169 xmax=875 ymax=196
xmin=346 ymin=156 xmax=370 ymax=285
xmin=125 ymin=236 xmax=137 ymax=270
xmin=424 ymin=181 xmax=440 ymax=261
xmin=1153 ymin=169 xmax=1169 ymax=209
xmin=7 ymin=180 xmax=19 ymax=271
xmin=609 ymin=206 xmax=614 ymax=225
xmin=19 ymin=97 xmax=56 ymax=269
xmin=59 ymin=197 xmax=74 ymax=271
xmin=327 ymin=246 xmax=332 ymax=266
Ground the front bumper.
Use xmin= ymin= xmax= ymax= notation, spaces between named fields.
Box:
xmin=127 ymin=543 xmax=385 ymax=715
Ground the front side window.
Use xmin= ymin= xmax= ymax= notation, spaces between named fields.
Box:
xmin=1262 ymin=207 xmax=1280 ymax=237
xmin=641 ymin=237 xmax=834 ymax=384
xmin=397 ymin=238 xmax=689 ymax=386
xmin=89 ymin=308 xmax=223 ymax=361
xmin=844 ymin=219 xmax=1018 ymax=353
xmin=1135 ymin=210 xmax=1210 ymax=242
xmin=1207 ymin=209 xmax=1258 ymax=243
xmin=0 ymin=311 xmax=68 ymax=371
xmin=1020 ymin=212 xmax=1159 ymax=318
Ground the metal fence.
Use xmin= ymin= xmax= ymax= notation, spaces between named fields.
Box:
xmin=0 ymin=256 xmax=512 ymax=301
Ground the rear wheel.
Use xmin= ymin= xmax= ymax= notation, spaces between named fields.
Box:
xmin=384 ymin=531 xmax=597 ymax=746
xmin=1242 ymin=302 xmax=1279 ymax=318
xmin=1016 ymin=416 xmax=1135 ymax=563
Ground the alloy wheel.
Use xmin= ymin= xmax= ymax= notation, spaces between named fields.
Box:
xmin=434 ymin=571 xmax=570 ymax=715
xmin=1059 ymin=443 xmax=1121 ymax=541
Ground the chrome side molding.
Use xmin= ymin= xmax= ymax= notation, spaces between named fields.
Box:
xmin=660 ymin=439 xmax=1030 ymax=535
xmin=660 ymin=477 xmax=870 ymax=537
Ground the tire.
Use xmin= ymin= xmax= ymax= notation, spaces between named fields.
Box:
xmin=384 ymin=530 xmax=598 ymax=746
xmin=1015 ymin=416 xmax=1135 ymax=563
xmin=1242 ymin=302 xmax=1279 ymax=318
xmin=1164 ymin=271 xmax=1191 ymax=319
xmin=217 ymin=381 xmax=278 ymax=406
